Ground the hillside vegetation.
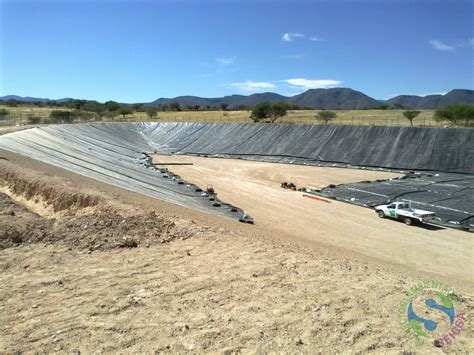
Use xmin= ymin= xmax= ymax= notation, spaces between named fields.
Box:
xmin=0 ymin=105 xmax=445 ymax=127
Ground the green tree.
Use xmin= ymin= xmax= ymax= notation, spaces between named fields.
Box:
xmin=269 ymin=102 xmax=289 ymax=123
xmin=316 ymin=110 xmax=337 ymax=124
xmin=250 ymin=103 xmax=272 ymax=122
xmin=132 ymin=103 xmax=143 ymax=112
xmin=435 ymin=104 xmax=474 ymax=127
xmin=50 ymin=110 xmax=74 ymax=123
xmin=4 ymin=99 xmax=18 ymax=107
xmin=0 ymin=108 xmax=9 ymax=120
xmin=402 ymin=110 xmax=421 ymax=126
xmin=65 ymin=99 xmax=86 ymax=110
xmin=27 ymin=115 xmax=41 ymax=124
xmin=82 ymin=101 xmax=106 ymax=118
xmin=220 ymin=102 xmax=229 ymax=111
xmin=250 ymin=102 xmax=288 ymax=123
xmin=105 ymin=101 xmax=121 ymax=111
xmin=170 ymin=102 xmax=181 ymax=112
xmin=119 ymin=106 xmax=133 ymax=119
xmin=72 ymin=110 xmax=97 ymax=121
xmin=145 ymin=107 xmax=158 ymax=120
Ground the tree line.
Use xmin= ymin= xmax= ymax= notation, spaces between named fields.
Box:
xmin=248 ymin=102 xmax=473 ymax=126
xmin=0 ymin=99 xmax=472 ymax=126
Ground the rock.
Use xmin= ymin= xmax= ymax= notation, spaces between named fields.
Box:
xmin=32 ymin=304 xmax=39 ymax=309
xmin=130 ymin=296 xmax=141 ymax=304
xmin=121 ymin=236 xmax=138 ymax=248
xmin=295 ymin=339 xmax=304 ymax=345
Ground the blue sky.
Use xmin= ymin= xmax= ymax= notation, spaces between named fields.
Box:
xmin=1 ymin=0 xmax=473 ymax=102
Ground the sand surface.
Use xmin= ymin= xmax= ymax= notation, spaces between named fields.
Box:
xmin=153 ymin=155 xmax=474 ymax=288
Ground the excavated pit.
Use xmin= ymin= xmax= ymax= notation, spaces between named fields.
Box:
xmin=0 ymin=122 xmax=472 ymax=230
xmin=0 ymin=165 xmax=195 ymax=250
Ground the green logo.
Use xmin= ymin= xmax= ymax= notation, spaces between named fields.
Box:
xmin=398 ymin=281 xmax=465 ymax=347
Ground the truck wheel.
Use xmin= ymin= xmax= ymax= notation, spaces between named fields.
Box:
xmin=404 ymin=217 xmax=413 ymax=225
xmin=377 ymin=210 xmax=385 ymax=218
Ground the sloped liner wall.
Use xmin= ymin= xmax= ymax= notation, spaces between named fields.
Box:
xmin=0 ymin=122 xmax=472 ymax=227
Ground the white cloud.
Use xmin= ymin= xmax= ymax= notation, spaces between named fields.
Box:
xmin=216 ymin=56 xmax=236 ymax=65
xmin=429 ymin=37 xmax=474 ymax=51
xmin=282 ymin=32 xmax=306 ymax=42
xmin=429 ymin=40 xmax=455 ymax=51
xmin=420 ymin=92 xmax=448 ymax=96
xmin=309 ymin=36 xmax=324 ymax=42
xmin=228 ymin=81 xmax=276 ymax=92
xmin=283 ymin=78 xmax=342 ymax=90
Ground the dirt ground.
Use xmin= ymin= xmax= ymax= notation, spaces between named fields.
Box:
xmin=0 ymin=149 xmax=473 ymax=352
xmin=153 ymin=155 xmax=474 ymax=289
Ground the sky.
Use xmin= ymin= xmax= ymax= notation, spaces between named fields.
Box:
xmin=0 ymin=0 xmax=473 ymax=103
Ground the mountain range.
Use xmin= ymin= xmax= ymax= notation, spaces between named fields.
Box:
xmin=1 ymin=88 xmax=473 ymax=110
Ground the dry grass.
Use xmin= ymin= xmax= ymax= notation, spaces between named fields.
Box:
xmin=0 ymin=105 xmax=443 ymax=127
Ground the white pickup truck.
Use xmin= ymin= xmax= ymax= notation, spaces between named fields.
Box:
xmin=374 ymin=201 xmax=435 ymax=225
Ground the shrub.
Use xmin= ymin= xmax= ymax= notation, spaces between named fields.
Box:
xmin=250 ymin=102 xmax=289 ymax=123
xmin=435 ymin=104 xmax=474 ymax=126
xmin=49 ymin=110 xmax=74 ymax=123
xmin=316 ymin=110 xmax=337 ymax=124
xmin=0 ymin=108 xmax=9 ymax=120
xmin=402 ymin=110 xmax=421 ymax=126
xmin=27 ymin=115 xmax=41 ymax=124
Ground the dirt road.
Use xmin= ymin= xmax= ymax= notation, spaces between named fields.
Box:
xmin=153 ymin=155 xmax=474 ymax=288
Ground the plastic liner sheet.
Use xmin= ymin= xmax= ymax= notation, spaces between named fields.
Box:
xmin=0 ymin=122 xmax=472 ymax=226
xmin=316 ymin=172 xmax=474 ymax=231
xmin=0 ymin=123 xmax=252 ymax=223
xmin=141 ymin=122 xmax=474 ymax=174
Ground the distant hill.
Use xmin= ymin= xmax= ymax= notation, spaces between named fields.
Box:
xmin=385 ymin=89 xmax=474 ymax=109
xmin=2 ymin=88 xmax=473 ymax=110
xmin=0 ymin=95 xmax=52 ymax=102
xmin=146 ymin=88 xmax=473 ymax=109
xmin=288 ymin=88 xmax=380 ymax=109
xmin=147 ymin=92 xmax=288 ymax=109
xmin=146 ymin=88 xmax=379 ymax=109
xmin=0 ymin=95 xmax=73 ymax=103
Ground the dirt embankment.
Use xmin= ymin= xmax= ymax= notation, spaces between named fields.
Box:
xmin=0 ymin=165 xmax=198 ymax=250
